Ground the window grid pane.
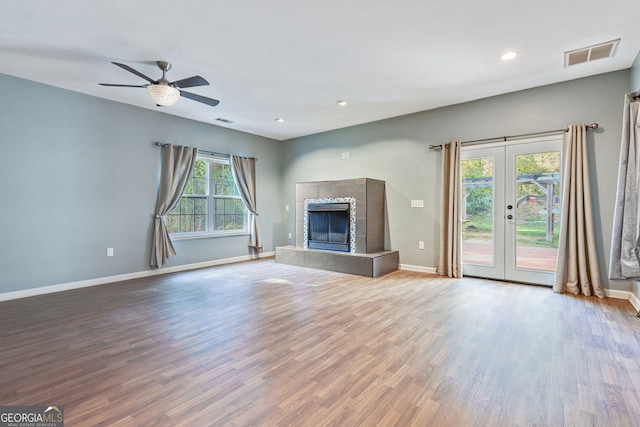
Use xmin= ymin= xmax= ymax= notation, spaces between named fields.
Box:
xmin=210 ymin=162 xmax=239 ymax=196
xmin=166 ymin=196 xmax=207 ymax=234
xmin=210 ymin=196 xmax=245 ymax=231
xmin=184 ymin=160 xmax=207 ymax=195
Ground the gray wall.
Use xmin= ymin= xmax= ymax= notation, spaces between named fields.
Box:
xmin=281 ymin=70 xmax=632 ymax=292
xmin=0 ymin=73 xmax=281 ymax=293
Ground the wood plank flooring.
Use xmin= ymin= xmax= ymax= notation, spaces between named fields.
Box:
xmin=1 ymin=259 xmax=639 ymax=426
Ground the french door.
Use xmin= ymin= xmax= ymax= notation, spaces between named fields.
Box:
xmin=461 ymin=138 xmax=562 ymax=286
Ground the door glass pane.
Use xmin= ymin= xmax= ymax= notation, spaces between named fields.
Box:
xmin=514 ymin=151 xmax=560 ymax=271
xmin=462 ymin=157 xmax=494 ymax=266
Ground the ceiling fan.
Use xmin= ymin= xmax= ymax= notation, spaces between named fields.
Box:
xmin=99 ymin=61 xmax=220 ymax=107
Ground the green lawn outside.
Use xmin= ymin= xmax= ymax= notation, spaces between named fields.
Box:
xmin=463 ymin=215 xmax=560 ymax=248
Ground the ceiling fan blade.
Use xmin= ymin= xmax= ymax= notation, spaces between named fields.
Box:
xmin=171 ymin=75 xmax=209 ymax=88
xmin=99 ymin=83 xmax=148 ymax=88
xmin=112 ymin=62 xmax=156 ymax=83
xmin=180 ymin=91 xmax=220 ymax=107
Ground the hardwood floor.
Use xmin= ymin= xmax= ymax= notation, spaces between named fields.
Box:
xmin=1 ymin=259 xmax=639 ymax=426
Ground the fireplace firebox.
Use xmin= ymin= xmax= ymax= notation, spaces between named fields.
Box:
xmin=307 ymin=203 xmax=350 ymax=252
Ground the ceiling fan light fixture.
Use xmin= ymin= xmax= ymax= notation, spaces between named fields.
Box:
xmin=147 ymin=84 xmax=180 ymax=106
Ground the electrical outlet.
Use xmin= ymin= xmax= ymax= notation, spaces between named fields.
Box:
xmin=288 ymin=233 xmax=292 ymax=239
xmin=106 ymin=248 xmax=114 ymax=257
xmin=418 ymin=241 xmax=424 ymax=250
xmin=411 ymin=200 xmax=424 ymax=208
xmin=285 ymin=205 xmax=290 ymax=211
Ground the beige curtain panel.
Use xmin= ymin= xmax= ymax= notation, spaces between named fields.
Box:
xmin=150 ymin=144 xmax=198 ymax=268
xmin=231 ymin=155 xmax=262 ymax=253
xmin=437 ymin=140 xmax=463 ymax=278
xmin=553 ymin=125 xmax=605 ymax=297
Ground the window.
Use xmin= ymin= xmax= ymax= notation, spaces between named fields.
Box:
xmin=166 ymin=156 xmax=248 ymax=237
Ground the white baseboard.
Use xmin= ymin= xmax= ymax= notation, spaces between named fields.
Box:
xmin=605 ymin=289 xmax=630 ymax=300
xmin=0 ymin=251 xmax=275 ymax=303
xmin=399 ymin=264 xmax=437 ymax=274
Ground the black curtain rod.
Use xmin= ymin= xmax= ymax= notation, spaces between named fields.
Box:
xmin=429 ymin=123 xmax=599 ymax=150
xmin=153 ymin=142 xmax=256 ymax=161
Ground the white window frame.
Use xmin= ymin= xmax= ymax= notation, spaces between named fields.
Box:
xmin=168 ymin=155 xmax=249 ymax=240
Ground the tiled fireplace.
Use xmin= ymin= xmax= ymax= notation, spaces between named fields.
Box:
xmin=275 ymin=178 xmax=399 ymax=277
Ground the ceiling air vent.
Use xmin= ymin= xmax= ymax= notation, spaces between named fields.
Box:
xmin=216 ymin=117 xmax=234 ymax=124
xmin=564 ymin=39 xmax=620 ymax=67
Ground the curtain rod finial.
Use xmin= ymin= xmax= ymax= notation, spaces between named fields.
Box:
xmin=587 ymin=123 xmax=599 ymax=130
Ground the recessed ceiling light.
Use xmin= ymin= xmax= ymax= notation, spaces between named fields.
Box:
xmin=336 ymin=100 xmax=348 ymax=106
xmin=500 ymin=51 xmax=518 ymax=61
xmin=275 ymin=118 xmax=285 ymax=123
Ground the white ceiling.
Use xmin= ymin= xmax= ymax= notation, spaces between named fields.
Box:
xmin=2 ymin=1 xmax=639 ymax=141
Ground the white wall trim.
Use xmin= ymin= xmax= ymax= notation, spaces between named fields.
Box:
xmin=399 ymin=264 xmax=437 ymax=274
xmin=0 ymin=252 xmax=275 ymax=302
xmin=605 ymin=289 xmax=630 ymax=300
